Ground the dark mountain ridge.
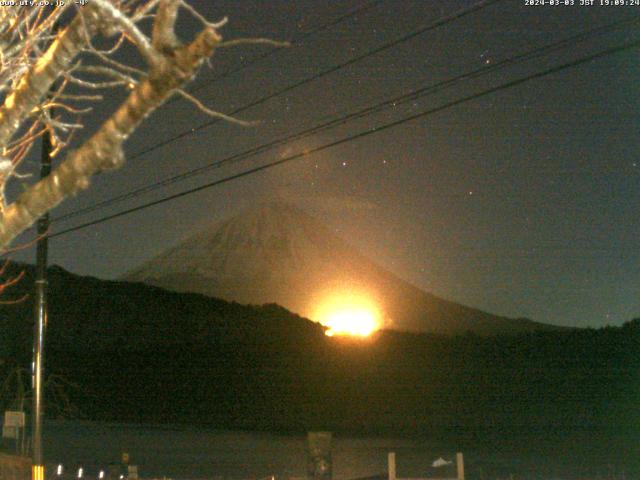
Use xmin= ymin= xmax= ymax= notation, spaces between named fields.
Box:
xmin=0 ymin=263 xmax=636 ymax=431
xmin=1 ymin=263 xmax=639 ymax=477
xmin=125 ymin=203 xmax=563 ymax=336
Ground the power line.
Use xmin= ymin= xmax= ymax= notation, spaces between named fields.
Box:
xmin=54 ymin=15 xmax=640 ymax=223
xmin=126 ymin=0 xmax=502 ymax=162
xmin=173 ymin=0 xmax=384 ymax=102
xmin=48 ymin=39 xmax=640 ymax=239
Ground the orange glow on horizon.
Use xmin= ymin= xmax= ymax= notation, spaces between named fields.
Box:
xmin=314 ymin=292 xmax=381 ymax=337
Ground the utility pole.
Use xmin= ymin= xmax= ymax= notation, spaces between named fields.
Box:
xmin=32 ymin=117 xmax=53 ymax=480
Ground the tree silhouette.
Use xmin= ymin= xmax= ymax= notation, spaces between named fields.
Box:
xmin=0 ymin=2 xmax=283 ymax=250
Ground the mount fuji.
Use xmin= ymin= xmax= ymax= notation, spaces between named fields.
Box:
xmin=124 ymin=202 xmax=557 ymax=335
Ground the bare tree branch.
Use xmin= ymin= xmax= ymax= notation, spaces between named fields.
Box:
xmin=0 ymin=8 xmax=96 ymax=150
xmin=176 ymin=89 xmax=256 ymax=126
xmin=0 ymin=2 xmax=281 ymax=252
xmin=218 ymin=38 xmax=291 ymax=49
xmin=0 ymin=21 xmax=222 ymax=248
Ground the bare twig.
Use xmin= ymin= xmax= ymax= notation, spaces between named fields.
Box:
xmin=63 ymin=74 xmax=129 ymax=90
xmin=90 ymin=0 xmax=158 ymax=66
xmin=41 ymin=103 xmax=93 ymax=116
xmin=179 ymin=1 xmax=226 ymax=30
xmin=76 ymin=65 xmax=139 ymax=85
xmin=176 ymin=89 xmax=257 ymax=126
xmin=218 ymin=38 xmax=291 ymax=49
xmin=57 ymin=94 xmax=104 ymax=102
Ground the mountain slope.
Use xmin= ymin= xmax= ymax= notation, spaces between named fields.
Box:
xmin=125 ymin=202 xmax=557 ymax=335
xmin=1 ymin=263 xmax=637 ymax=478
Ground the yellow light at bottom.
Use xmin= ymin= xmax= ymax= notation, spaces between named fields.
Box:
xmin=32 ymin=465 xmax=45 ymax=480
xmin=314 ymin=291 xmax=380 ymax=337
xmin=324 ymin=309 xmax=378 ymax=337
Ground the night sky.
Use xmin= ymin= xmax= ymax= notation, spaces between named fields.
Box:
xmin=10 ymin=0 xmax=640 ymax=328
